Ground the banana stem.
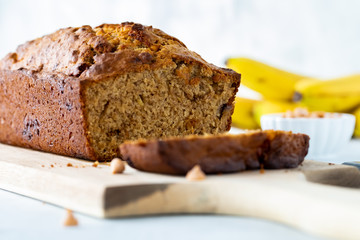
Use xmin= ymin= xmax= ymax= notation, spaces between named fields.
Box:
xmin=293 ymin=92 xmax=302 ymax=102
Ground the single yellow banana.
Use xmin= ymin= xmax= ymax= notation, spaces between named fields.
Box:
xmin=231 ymin=97 xmax=260 ymax=129
xmin=226 ymin=57 xmax=306 ymax=101
xmin=293 ymin=78 xmax=321 ymax=95
xmin=300 ymin=95 xmax=360 ymax=112
xmin=353 ymin=107 xmax=360 ymax=138
xmin=253 ymin=100 xmax=299 ymax=126
xmin=296 ymin=74 xmax=360 ymax=97
xmin=295 ymin=75 xmax=360 ymax=112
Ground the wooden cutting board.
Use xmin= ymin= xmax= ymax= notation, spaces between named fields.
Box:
xmin=0 ymin=143 xmax=360 ymax=240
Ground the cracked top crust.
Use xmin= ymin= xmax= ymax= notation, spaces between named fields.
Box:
xmin=0 ymin=22 xmax=240 ymax=81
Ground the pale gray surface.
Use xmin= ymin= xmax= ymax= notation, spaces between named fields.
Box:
xmin=1 ymin=131 xmax=359 ymax=240
xmin=0 ymin=189 xmax=325 ymax=240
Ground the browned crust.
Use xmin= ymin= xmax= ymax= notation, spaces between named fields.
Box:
xmin=119 ymin=130 xmax=310 ymax=175
xmin=0 ymin=69 xmax=97 ymax=159
xmin=0 ymin=22 xmax=240 ymax=84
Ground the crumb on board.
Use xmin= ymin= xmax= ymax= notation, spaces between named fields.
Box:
xmin=63 ymin=209 xmax=78 ymax=227
xmin=39 ymin=161 xmax=115 ymax=169
xmin=186 ymin=165 xmax=206 ymax=181
xmin=110 ymin=158 xmax=125 ymax=174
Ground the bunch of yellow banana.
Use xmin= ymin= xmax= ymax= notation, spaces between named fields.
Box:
xmin=226 ymin=57 xmax=360 ymax=136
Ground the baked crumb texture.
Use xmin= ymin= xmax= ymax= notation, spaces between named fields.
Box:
xmin=0 ymin=22 xmax=240 ymax=161
xmin=120 ymin=130 xmax=310 ymax=175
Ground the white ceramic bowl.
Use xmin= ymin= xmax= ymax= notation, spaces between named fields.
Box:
xmin=261 ymin=113 xmax=356 ymax=159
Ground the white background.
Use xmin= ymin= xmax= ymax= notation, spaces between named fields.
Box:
xmin=1 ymin=0 xmax=360 ymax=80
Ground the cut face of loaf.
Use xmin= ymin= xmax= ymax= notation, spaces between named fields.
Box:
xmin=0 ymin=22 xmax=240 ymax=160
xmin=119 ymin=130 xmax=310 ymax=174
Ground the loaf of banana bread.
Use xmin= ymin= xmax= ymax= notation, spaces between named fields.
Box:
xmin=119 ymin=130 xmax=310 ymax=174
xmin=0 ymin=22 xmax=240 ymax=161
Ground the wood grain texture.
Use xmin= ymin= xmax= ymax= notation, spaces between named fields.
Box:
xmin=0 ymin=143 xmax=359 ymax=240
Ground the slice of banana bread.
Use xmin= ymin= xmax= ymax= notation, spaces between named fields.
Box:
xmin=119 ymin=130 xmax=310 ymax=174
xmin=0 ymin=22 xmax=240 ymax=160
